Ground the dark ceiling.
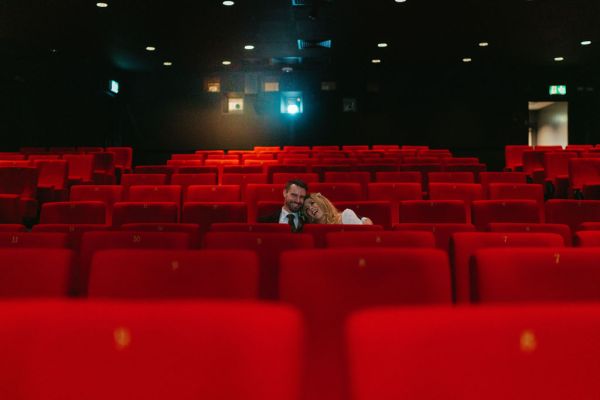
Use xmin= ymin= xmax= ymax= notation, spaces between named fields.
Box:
xmin=2 ymin=0 xmax=600 ymax=77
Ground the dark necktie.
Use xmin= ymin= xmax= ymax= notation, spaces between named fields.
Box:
xmin=287 ymin=213 xmax=296 ymax=232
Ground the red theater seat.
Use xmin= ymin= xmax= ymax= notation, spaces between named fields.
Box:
xmin=473 ymin=247 xmax=600 ymax=302
xmin=134 ymin=165 xmax=176 ymax=176
xmin=428 ymin=172 xmax=474 ymax=183
xmin=505 ymin=145 xmax=532 ymax=171
xmin=0 ymin=301 xmax=303 ymax=400
xmin=324 ymin=172 xmax=371 ymax=193
xmin=31 ymin=224 xmax=110 ymax=249
xmin=182 ymin=202 xmax=248 ymax=231
xmin=0 ymin=249 xmax=74 ymax=297
xmin=40 ymin=201 xmax=106 ymax=225
xmin=0 ymin=224 xmax=26 ymax=232
xmin=170 ymin=173 xmax=217 ymax=188
xmin=399 ymin=200 xmax=467 ymax=223
xmin=222 ymin=173 xmax=269 ymax=190
xmin=79 ymin=231 xmax=191 ymax=295
xmin=0 ymin=167 xmax=38 ymax=222
xmin=0 ymin=232 xmax=69 ymax=248
xmin=63 ymin=154 xmax=94 ymax=184
xmin=245 ymin=184 xmax=284 ymax=222
xmin=578 ymin=222 xmax=600 ymax=230
xmin=367 ymin=182 xmax=422 ymax=202
xmin=569 ymin=158 xmax=600 ymax=192
xmin=120 ymin=223 xmax=201 ymax=247
xmin=69 ymin=185 xmax=123 ymax=224
xmin=488 ymin=222 xmax=573 ymax=246
xmin=127 ymin=185 xmax=182 ymax=209
xmin=209 ymin=223 xmax=291 ymax=232
xmin=479 ymin=171 xmax=528 ymax=196
xmin=185 ymin=185 xmax=240 ymax=202
xmin=545 ymin=200 xmax=600 ymax=231
xmin=204 ymin=232 xmax=314 ymax=299
xmin=88 ymin=249 xmax=259 ymax=298
xmin=451 ymin=232 xmax=564 ymax=303
xmin=393 ymin=223 xmax=476 ymax=252
xmin=272 ymin=172 xmax=320 ymax=184
xmin=325 ymin=230 xmax=435 ymax=248
xmin=309 ymin=182 xmax=363 ymax=201
xmin=347 ymin=305 xmax=600 ymax=400
xmin=33 ymin=160 xmax=68 ymax=202
xmin=574 ymin=231 xmax=600 ymax=246
xmin=106 ymin=146 xmax=133 ymax=173
xmin=375 ymin=171 xmax=421 ymax=183
xmin=280 ymin=248 xmax=451 ymax=400
xmin=301 ymin=224 xmax=383 ymax=247
xmin=488 ymin=182 xmax=544 ymax=203
xmin=112 ymin=202 xmax=178 ymax=226
xmin=479 ymin=171 xmax=528 ymax=185
xmin=120 ymin=174 xmax=168 ymax=191
xmin=471 ymin=199 xmax=541 ymax=230
xmin=428 ymin=183 xmax=483 ymax=205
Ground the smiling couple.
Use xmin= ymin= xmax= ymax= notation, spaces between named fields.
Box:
xmin=258 ymin=179 xmax=373 ymax=232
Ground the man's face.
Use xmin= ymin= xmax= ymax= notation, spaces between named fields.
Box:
xmin=283 ymin=184 xmax=307 ymax=213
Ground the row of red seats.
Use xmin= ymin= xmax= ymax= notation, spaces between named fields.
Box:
xmin=505 ymin=145 xmax=600 ymax=197
xmin=36 ymin=197 xmax=600 ymax=229
xmin=121 ymin=169 xmax=525 ymax=189
xmin=3 ymin=301 xmax=598 ymax=400
xmin=2 ymin=229 xmax=600 ymax=299
xmin=7 ymin=219 xmax=600 ymax=248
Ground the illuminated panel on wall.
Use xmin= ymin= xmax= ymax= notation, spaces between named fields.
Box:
xmin=205 ymin=77 xmax=221 ymax=93
xmin=549 ymin=85 xmax=567 ymax=96
xmin=227 ymin=97 xmax=244 ymax=114
xmin=280 ymin=91 xmax=303 ymax=115
xmin=264 ymin=79 xmax=280 ymax=92
xmin=109 ymin=80 xmax=119 ymax=95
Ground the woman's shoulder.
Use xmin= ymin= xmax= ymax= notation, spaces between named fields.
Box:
xmin=341 ymin=208 xmax=362 ymax=224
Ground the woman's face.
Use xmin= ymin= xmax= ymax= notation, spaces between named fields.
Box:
xmin=304 ymin=198 xmax=324 ymax=222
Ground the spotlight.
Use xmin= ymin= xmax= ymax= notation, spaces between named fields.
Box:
xmin=281 ymin=92 xmax=303 ymax=115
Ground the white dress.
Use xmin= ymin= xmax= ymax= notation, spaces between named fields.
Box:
xmin=341 ymin=209 xmax=367 ymax=225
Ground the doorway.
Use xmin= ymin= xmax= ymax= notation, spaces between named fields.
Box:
xmin=528 ymin=101 xmax=568 ymax=147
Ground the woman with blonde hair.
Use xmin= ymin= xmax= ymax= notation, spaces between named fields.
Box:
xmin=302 ymin=192 xmax=373 ymax=225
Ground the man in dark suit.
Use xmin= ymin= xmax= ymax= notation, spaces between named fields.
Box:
xmin=258 ymin=179 xmax=308 ymax=232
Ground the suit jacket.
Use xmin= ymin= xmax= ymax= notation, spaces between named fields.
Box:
xmin=258 ymin=210 xmax=304 ymax=232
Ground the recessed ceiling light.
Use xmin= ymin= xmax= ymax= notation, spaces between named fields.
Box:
xmin=145 ymin=46 xmax=156 ymax=51
xmin=371 ymin=59 xmax=382 ymax=64
xmin=462 ymin=57 xmax=472 ymax=63
xmin=478 ymin=42 xmax=489 ymax=47
xmin=554 ymin=56 xmax=564 ymax=62
xmin=222 ymin=60 xmax=232 ymax=65
xmin=96 ymin=2 xmax=108 ymax=8
xmin=244 ymin=45 xmax=255 ymax=50
xmin=377 ymin=43 xmax=388 ymax=48
xmin=394 ymin=0 xmax=407 ymax=2
xmin=163 ymin=61 xmax=172 ymax=66
xmin=222 ymin=1 xmax=234 ymax=5
xmin=581 ymin=40 xmax=592 ymax=46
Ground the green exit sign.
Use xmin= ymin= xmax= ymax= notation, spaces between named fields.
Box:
xmin=549 ymin=85 xmax=567 ymax=95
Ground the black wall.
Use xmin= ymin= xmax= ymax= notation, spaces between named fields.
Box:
xmin=3 ymin=54 xmax=600 ymax=171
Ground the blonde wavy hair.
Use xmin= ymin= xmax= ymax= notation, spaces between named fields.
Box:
xmin=303 ymin=192 xmax=341 ymax=224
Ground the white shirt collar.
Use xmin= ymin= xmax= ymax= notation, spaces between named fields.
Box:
xmin=279 ymin=208 xmax=300 ymax=227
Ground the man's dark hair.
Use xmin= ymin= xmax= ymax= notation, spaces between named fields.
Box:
xmin=285 ymin=179 xmax=308 ymax=192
